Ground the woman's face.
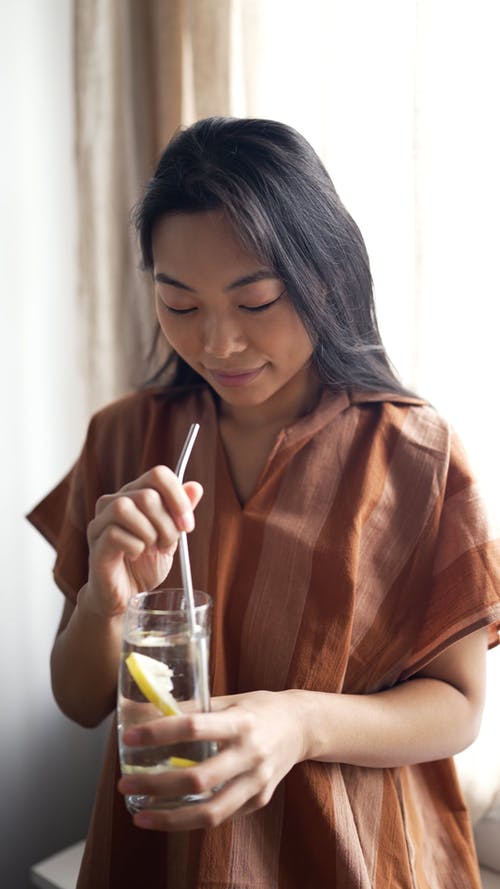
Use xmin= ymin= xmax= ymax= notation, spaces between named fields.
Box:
xmin=152 ymin=210 xmax=316 ymax=420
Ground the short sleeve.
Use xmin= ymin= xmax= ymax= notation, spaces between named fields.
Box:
xmin=26 ymin=420 xmax=104 ymax=602
xmin=400 ymin=431 xmax=500 ymax=680
xmin=25 ymin=385 xmax=198 ymax=603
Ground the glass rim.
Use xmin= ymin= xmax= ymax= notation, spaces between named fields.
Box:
xmin=127 ymin=588 xmax=212 ymax=617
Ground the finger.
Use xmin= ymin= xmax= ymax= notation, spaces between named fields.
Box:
xmin=90 ymin=522 xmax=158 ymax=564
xmin=209 ymin=695 xmax=239 ymax=712
xmin=118 ymin=744 xmax=249 ymax=802
xmin=89 ymin=495 xmax=179 ymax=554
xmin=131 ymin=772 xmax=263 ymax=832
xmin=116 ymin=488 xmax=182 ymax=551
xmin=118 ymin=765 xmax=191 ymax=801
xmin=94 ymin=474 xmax=203 ymax=546
xmin=183 ymin=481 xmax=204 ymax=510
xmin=119 ymin=466 xmax=198 ymax=531
xmin=122 ymin=706 xmax=254 ymax=749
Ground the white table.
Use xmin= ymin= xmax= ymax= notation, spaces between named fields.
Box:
xmin=30 ymin=840 xmax=84 ymax=889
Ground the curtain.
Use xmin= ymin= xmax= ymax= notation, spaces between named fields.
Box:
xmin=74 ymin=0 xmax=257 ymax=413
xmin=74 ymin=0 xmax=500 ymax=821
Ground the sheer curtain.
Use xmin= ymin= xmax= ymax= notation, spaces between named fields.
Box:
xmin=74 ymin=0 xmax=238 ymax=412
xmin=74 ymin=0 xmax=500 ymax=819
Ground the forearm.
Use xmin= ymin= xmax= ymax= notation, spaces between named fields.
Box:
xmin=51 ymin=584 xmax=123 ymax=728
xmin=116 ymin=631 xmax=487 ymax=831
xmin=291 ymin=676 xmax=482 ymax=769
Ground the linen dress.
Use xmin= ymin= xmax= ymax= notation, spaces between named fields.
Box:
xmin=28 ymin=384 xmax=500 ymax=889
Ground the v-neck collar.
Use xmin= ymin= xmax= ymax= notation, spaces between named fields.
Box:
xmin=207 ymin=387 xmax=351 ymax=511
xmin=189 ymin=385 xmax=426 ymax=512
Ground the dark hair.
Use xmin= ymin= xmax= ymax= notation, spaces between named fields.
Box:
xmin=134 ymin=116 xmax=410 ymax=395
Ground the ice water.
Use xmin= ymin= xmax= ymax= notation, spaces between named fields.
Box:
xmin=118 ymin=628 xmax=214 ymax=812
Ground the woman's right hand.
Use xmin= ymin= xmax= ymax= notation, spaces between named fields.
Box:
xmin=83 ymin=466 xmax=203 ymax=618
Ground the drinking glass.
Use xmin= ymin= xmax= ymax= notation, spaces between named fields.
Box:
xmin=117 ymin=588 xmax=214 ymax=813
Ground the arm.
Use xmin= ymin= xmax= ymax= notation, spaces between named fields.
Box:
xmin=298 ymin=626 xmax=487 ymax=767
xmin=118 ymin=627 xmax=488 ymax=830
xmin=50 ymin=594 xmax=125 ymax=728
xmin=50 ymin=467 xmax=203 ymax=728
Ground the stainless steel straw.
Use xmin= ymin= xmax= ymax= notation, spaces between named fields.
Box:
xmin=174 ymin=423 xmax=200 ymax=636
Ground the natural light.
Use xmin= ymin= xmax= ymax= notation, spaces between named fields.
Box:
xmin=3 ymin=2 xmax=499 ymax=885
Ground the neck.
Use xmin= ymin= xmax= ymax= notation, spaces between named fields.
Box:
xmin=218 ymin=365 xmax=322 ymax=432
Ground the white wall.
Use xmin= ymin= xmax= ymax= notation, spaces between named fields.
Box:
xmin=0 ymin=2 xmax=108 ymax=885
xmin=241 ymin=0 xmax=500 ymax=529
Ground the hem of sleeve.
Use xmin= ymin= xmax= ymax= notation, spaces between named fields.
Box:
xmin=399 ymin=604 xmax=500 ymax=681
xmin=52 ymin=567 xmax=79 ymax=605
xmin=25 ymin=507 xmax=59 ymax=550
xmin=27 ymin=509 xmax=80 ymax=605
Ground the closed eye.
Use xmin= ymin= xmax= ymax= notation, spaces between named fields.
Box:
xmin=241 ymin=291 xmax=285 ymax=313
xmin=162 ymin=305 xmax=197 ymax=315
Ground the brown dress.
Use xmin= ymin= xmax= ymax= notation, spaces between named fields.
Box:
xmin=27 ymin=384 xmax=500 ymax=889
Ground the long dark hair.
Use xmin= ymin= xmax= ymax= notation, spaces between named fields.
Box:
xmin=134 ymin=116 xmax=410 ymax=395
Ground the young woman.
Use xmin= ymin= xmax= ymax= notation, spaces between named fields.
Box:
xmin=28 ymin=117 xmax=500 ymax=889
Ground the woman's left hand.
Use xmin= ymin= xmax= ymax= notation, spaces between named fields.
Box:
xmin=118 ymin=690 xmax=307 ymax=831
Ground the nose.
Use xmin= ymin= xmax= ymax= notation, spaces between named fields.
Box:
xmin=202 ymin=311 xmax=246 ymax=358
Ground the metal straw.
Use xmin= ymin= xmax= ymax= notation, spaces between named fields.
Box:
xmin=174 ymin=423 xmax=200 ymax=636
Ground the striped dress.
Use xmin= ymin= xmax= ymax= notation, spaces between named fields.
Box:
xmin=27 ymin=384 xmax=500 ymax=889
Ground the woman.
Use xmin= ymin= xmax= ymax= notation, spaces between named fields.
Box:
xmin=28 ymin=117 xmax=500 ymax=888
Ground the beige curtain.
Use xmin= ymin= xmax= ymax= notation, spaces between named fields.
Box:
xmin=74 ymin=0 xmax=261 ymax=414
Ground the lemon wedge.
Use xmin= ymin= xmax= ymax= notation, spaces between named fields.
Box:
xmin=168 ymin=756 xmax=197 ymax=768
xmin=121 ymin=758 xmax=197 ymax=775
xmin=121 ymin=763 xmax=170 ymax=774
xmin=125 ymin=651 xmax=182 ymax=716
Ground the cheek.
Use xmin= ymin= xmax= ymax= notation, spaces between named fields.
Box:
xmin=157 ymin=316 xmax=174 ymax=347
xmin=157 ymin=313 xmax=195 ymax=357
xmin=279 ymin=302 xmax=313 ymax=344
xmin=277 ymin=317 xmax=314 ymax=362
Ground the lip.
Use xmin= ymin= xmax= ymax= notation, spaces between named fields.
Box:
xmin=205 ymin=366 xmax=266 ymax=387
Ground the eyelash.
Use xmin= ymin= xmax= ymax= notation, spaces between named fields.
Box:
xmin=164 ymin=306 xmax=196 ymax=315
xmin=243 ymin=295 xmax=282 ymax=313
xmin=162 ymin=292 xmax=284 ymax=315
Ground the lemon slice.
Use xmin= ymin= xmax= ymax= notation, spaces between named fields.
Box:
xmin=121 ymin=762 xmax=170 ymax=774
xmin=168 ymin=756 xmax=197 ymax=768
xmin=121 ymin=758 xmax=197 ymax=775
xmin=125 ymin=652 xmax=182 ymax=716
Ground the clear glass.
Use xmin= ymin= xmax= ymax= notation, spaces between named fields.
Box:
xmin=117 ymin=588 xmax=214 ymax=813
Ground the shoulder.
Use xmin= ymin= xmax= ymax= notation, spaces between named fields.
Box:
xmin=346 ymin=391 xmax=468 ymax=501
xmin=80 ymin=384 xmax=212 ymax=491
xmin=350 ymin=391 xmax=452 ymax=460
xmin=86 ymin=384 xmax=207 ymax=444
xmin=88 ymin=385 xmax=184 ymax=425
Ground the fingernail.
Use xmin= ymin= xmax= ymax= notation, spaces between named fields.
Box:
xmin=179 ymin=511 xmax=194 ymax=532
xmin=134 ymin=813 xmax=154 ymax=829
xmin=120 ymin=778 xmax=140 ymax=793
xmin=123 ymin=729 xmax=142 ymax=745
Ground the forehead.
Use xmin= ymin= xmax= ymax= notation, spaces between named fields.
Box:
xmin=151 ymin=210 xmax=261 ymax=274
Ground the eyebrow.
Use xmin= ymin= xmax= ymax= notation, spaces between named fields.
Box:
xmin=154 ymin=269 xmax=279 ymax=292
xmin=154 ymin=273 xmax=195 ymax=292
